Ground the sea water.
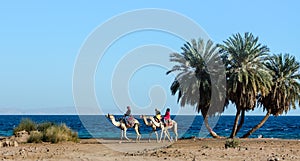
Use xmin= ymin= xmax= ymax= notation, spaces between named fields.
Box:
xmin=0 ymin=115 xmax=299 ymax=139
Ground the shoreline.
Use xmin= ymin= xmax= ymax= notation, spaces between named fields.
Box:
xmin=2 ymin=135 xmax=300 ymax=142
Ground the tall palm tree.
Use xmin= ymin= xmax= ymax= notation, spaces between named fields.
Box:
xmin=242 ymin=53 xmax=300 ymax=138
xmin=218 ymin=32 xmax=273 ymax=138
xmin=167 ymin=38 xmax=226 ymax=138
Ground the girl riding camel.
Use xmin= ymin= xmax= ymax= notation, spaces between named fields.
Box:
xmin=163 ymin=108 xmax=171 ymax=126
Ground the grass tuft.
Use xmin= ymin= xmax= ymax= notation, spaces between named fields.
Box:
xmin=13 ymin=119 xmax=78 ymax=143
xmin=225 ymin=139 xmax=240 ymax=149
xmin=44 ymin=124 xmax=79 ymax=143
xmin=27 ymin=131 xmax=43 ymax=143
xmin=13 ymin=118 xmax=36 ymax=135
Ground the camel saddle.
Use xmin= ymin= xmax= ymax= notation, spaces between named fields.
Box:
xmin=164 ymin=118 xmax=173 ymax=127
xmin=121 ymin=116 xmax=135 ymax=127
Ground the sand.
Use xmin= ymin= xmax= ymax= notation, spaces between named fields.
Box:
xmin=0 ymin=138 xmax=299 ymax=161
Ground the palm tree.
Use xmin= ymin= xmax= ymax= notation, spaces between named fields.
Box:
xmin=242 ymin=53 xmax=300 ymax=138
xmin=218 ymin=32 xmax=273 ymax=138
xmin=167 ymin=38 xmax=226 ymax=138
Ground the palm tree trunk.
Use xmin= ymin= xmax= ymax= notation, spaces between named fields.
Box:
xmin=236 ymin=109 xmax=245 ymax=134
xmin=230 ymin=109 xmax=241 ymax=138
xmin=201 ymin=110 xmax=221 ymax=138
xmin=242 ymin=109 xmax=271 ymax=138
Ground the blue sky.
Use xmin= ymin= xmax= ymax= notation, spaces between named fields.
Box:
xmin=0 ymin=1 xmax=299 ymax=115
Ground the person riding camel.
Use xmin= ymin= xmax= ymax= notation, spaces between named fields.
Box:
xmin=124 ymin=106 xmax=131 ymax=117
xmin=163 ymin=108 xmax=171 ymax=126
xmin=124 ymin=106 xmax=133 ymax=126
xmin=153 ymin=108 xmax=162 ymax=123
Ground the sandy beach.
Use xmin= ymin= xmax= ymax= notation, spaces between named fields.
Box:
xmin=0 ymin=138 xmax=299 ymax=161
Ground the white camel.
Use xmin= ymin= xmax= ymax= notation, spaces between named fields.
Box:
xmin=159 ymin=118 xmax=178 ymax=142
xmin=141 ymin=115 xmax=178 ymax=142
xmin=106 ymin=114 xmax=141 ymax=142
xmin=140 ymin=115 xmax=170 ymax=142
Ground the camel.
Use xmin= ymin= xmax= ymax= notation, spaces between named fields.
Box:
xmin=106 ymin=114 xmax=141 ymax=142
xmin=140 ymin=115 xmax=178 ymax=142
xmin=160 ymin=118 xmax=178 ymax=142
xmin=140 ymin=115 xmax=169 ymax=142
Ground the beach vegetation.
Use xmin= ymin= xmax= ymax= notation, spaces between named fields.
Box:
xmin=225 ymin=139 xmax=240 ymax=148
xmin=13 ymin=119 xmax=78 ymax=143
xmin=44 ymin=123 xmax=79 ymax=143
xmin=242 ymin=53 xmax=300 ymax=138
xmin=37 ymin=122 xmax=55 ymax=133
xmin=168 ymin=32 xmax=300 ymax=139
xmin=167 ymin=38 xmax=225 ymax=138
xmin=27 ymin=131 xmax=43 ymax=143
xmin=13 ymin=118 xmax=36 ymax=135
xmin=218 ymin=32 xmax=273 ymax=138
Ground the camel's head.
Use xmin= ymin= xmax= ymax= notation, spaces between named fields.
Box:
xmin=106 ymin=113 xmax=114 ymax=120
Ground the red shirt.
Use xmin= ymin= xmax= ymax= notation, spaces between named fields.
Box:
xmin=164 ymin=111 xmax=170 ymax=120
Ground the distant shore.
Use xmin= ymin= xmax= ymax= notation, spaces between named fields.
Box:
xmin=0 ymin=138 xmax=299 ymax=161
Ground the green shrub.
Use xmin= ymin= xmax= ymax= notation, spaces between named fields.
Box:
xmin=37 ymin=122 xmax=54 ymax=133
xmin=27 ymin=131 xmax=43 ymax=143
xmin=225 ymin=139 xmax=240 ymax=149
xmin=44 ymin=124 xmax=78 ymax=143
xmin=13 ymin=118 xmax=78 ymax=144
xmin=13 ymin=118 xmax=37 ymax=135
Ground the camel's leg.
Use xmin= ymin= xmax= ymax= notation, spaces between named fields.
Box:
xmin=121 ymin=130 xmax=124 ymax=140
xmin=164 ymin=129 xmax=171 ymax=142
xmin=119 ymin=130 xmax=124 ymax=144
xmin=159 ymin=130 xmax=163 ymax=142
xmin=173 ymin=124 xmax=178 ymax=141
xmin=124 ymin=128 xmax=130 ymax=141
xmin=159 ymin=126 xmax=164 ymax=142
xmin=148 ymin=131 xmax=152 ymax=142
xmin=154 ymin=131 xmax=158 ymax=142
xmin=163 ymin=129 xmax=167 ymax=142
xmin=134 ymin=125 xmax=141 ymax=142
